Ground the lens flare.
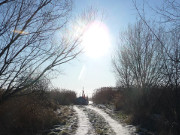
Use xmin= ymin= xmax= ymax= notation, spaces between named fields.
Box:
xmin=82 ymin=21 xmax=111 ymax=58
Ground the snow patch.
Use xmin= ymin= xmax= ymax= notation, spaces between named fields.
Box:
xmin=86 ymin=105 xmax=131 ymax=135
xmin=74 ymin=106 xmax=95 ymax=135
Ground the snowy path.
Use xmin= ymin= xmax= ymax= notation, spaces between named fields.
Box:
xmin=86 ymin=105 xmax=131 ymax=135
xmin=73 ymin=106 xmax=95 ymax=135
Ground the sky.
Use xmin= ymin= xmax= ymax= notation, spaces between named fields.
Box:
xmin=51 ymin=0 xmax=163 ymax=97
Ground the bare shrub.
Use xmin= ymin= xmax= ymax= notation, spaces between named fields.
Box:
xmin=49 ymin=89 xmax=77 ymax=105
xmin=92 ymin=87 xmax=116 ymax=104
xmin=0 ymin=92 xmax=59 ymax=134
xmin=113 ymin=86 xmax=180 ymax=134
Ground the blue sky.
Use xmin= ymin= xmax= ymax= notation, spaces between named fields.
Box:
xmin=51 ymin=0 xmax=163 ymax=97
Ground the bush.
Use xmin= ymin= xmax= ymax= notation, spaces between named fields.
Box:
xmin=92 ymin=86 xmax=180 ymax=134
xmin=113 ymin=86 xmax=180 ymax=134
xmin=49 ymin=89 xmax=77 ymax=105
xmin=92 ymin=87 xmax=117 ymax=104
xmin=0 ymin=91 xmax=59 ymax=134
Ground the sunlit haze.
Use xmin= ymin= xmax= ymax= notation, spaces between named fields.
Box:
xmin=51 ymin=0 xmax=163 ymax=97
xmin=82 ymin=21 xmax=111 ymax=58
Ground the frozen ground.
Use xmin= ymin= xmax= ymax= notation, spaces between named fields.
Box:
xmin=73 ymin=106 xmax=95 ymax=135
xmin=74 ymin=105 xmax=136 ymax=135
xmin=86 ymin=105 xmax=132 ymax=135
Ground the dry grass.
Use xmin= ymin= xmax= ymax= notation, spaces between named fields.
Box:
xmin=92 ymin=86 xmax=180 ymax=134
xmin=92 ymin=87 xmax=117 ymax=104
xmin=0 ymin=92 xmax=59 ymax=134
xmin=49 ymin=89 xmax=76 ymax=105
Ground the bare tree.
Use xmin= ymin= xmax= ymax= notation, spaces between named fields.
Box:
xmin=132 ymin=1 xmax=180 ymax=124
xmin=133 ymin=0 xmax=180 ymax=61
xmin=133 ymin=0 xmax=180 ymax=88
xmin=112 ymin=46 xmax=134 ymax=88
xmin=112 ymin=21 xmax=164 ymax=88
xmin=0 ymin=0 xmax=93 ymax=101
xmin=154 ymin=0 xmax=180 ymax=31
xmin=161 ymin=29 xmax=180 ymax=88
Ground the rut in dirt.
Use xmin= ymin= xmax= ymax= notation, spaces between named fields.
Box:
xmin=86 ymin=105 xmax=131 ymax=135
xmin=73 ymin=106 xmax=95 ymax=135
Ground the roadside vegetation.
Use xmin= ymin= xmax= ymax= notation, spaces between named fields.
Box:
xmin=93 ymin=22 xmax=179 ymax=135
xmin=92 ymin=86 xmax=180 ymax=134
xmin=49 ymin=89 xmax=77 ymax=105
xmin=0 ymin=0 xmax=92 ymax=134
xmin=92 ymin=87 xmax=117 ymax=104
xmin=93 ymin=1 xmax=180 ymax=134
xmin=0 ymin=84 xmax=77 ymax=134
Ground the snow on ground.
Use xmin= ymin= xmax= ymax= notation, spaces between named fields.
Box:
xmin=73 ymin=106 xmax=95 ymax=135
xmin=86 ymin=105 xmax=131 ymax=135
xmin=89 ymin=101 xmax=93 ymax=105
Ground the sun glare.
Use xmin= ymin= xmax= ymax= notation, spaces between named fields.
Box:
xmin=82 ymin=21 xmax=111 ymax=58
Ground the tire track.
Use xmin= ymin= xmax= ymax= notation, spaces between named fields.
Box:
xmin=86 ymin=105 xmax=131 ymax=135
xmin=82 ymin=106 xmax=116 ymax=135
xmin=73 ymin=106 xmax=95 ymax=135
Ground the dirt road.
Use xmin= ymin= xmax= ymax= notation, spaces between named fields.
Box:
xmin=74 ymin=106 xmax=95 ymax=135
xmin=74 ymin=105 xmax=137 ymax=135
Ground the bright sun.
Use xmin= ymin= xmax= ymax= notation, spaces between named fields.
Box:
xmin=82 ymin=21 xmax=111 ymax=58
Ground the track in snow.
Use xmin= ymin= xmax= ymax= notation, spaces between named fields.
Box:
xmin=73 ymin=106 xmax=95 ymax=135
xmin=86 ymin=105 xmax=131 ymax=135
